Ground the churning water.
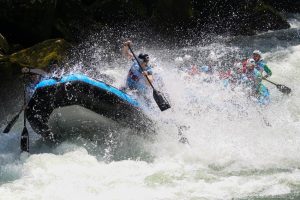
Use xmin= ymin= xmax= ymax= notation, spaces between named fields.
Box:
xmin=0 ymin=16 xmax=300 ymax=200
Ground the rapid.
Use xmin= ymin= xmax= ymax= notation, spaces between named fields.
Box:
xmin=0 ymin=15 xmax=300 ymax=200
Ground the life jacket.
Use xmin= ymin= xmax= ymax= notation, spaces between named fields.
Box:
xmin=188 ymin=65 xmax=200 ymax=75
xmin=126 ymin=61 xmax=153 ymax=92
xmin=241 ymin=60 xmax=247 ymax=73
xmin=128 ymin=69 xmax=140 ymax=82
xmin=219 ymin=69 xmax=232 ymax=79
xmin=255 ymin=59 xmax=265 ymax=72
xmin=245 ymin=68 xmax=261 ymax=81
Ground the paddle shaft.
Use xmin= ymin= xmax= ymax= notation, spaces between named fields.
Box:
xmin=127 ymin=45 xmax=155 ymax=90
xmin=2 ymin=108 xmax=23 ymax=133
xmin=23 ymin=74 xmax=26 ymax=126
xmin=263 ymin=77 xmax=291 ymax=94
xmin=21 ymin=74 xmax=29 ymax=152
xmin=263 ymin=78 xmax=278 ymax=86
xmin=3 ymin=74 xmax=28 ymax=133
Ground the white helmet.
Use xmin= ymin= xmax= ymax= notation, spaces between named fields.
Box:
xmin=175 ymin=57 xmax=184 ymax=63
xmin=246 ymin=58 xmax=255 ymax=67
xmin=183 ymin=54 xmax=192 ymax=61
xmin=253 ymin=50 xmax=262 ymax=57
xmin=234 ymin=62 xmax=243 ymax=69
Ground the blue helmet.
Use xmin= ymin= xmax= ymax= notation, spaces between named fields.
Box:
xmin=138 ymin=53 xmax=149 ymax=63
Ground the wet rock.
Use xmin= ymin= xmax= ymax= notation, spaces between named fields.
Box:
xmin=9 ymin=39 xmax=70 ymax=69
xmin=0 ymin=39 xmax=71 ymax=80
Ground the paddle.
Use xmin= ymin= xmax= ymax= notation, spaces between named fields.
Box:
xmin=2 ymin=107 xmax=24 ymax=133
xmin=263 ymin=78 xmax=291 ymax=95
xmin=127 ymin=45 xmax=171 ymax=111
xmin=20 ymin=74 xmax=29 ymax=152
xmin=20 ymin=122 xmax=29 ymax=152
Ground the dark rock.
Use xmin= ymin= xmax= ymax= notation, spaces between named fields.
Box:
xmin=153 ymin=0 xmax=193 ymax=23
xmin=191 ymin=0 xmax=290 ymax=36
xmin=0 ymin=0 xmax=293 ymax=47
xmin=251 ymin=3 xmax=290 ymax=32
xmin=0 ymin=0 xmax=57 ymax=47
xmin=0 ymin=33 xmax=9 ymax=55
xmin=87 ymin=0 xmax=148 ymax=22
xmin=264 ymin=0 xmax=300 ymax=13
xmin=0 ymin=0 xmax=95 ymax=46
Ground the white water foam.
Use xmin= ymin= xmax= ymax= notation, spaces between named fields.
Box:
xmin=1 ymin=36 xmax=300 ymax=199
xmin=288 ymin=14 xmax=300 ymax=29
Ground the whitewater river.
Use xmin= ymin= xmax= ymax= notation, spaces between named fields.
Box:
xmin=0 ymin=15 xmax=300 ymax=200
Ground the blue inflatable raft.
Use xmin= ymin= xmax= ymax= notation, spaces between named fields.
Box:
xmin=26 ymin=74 xmax=153 ymax=140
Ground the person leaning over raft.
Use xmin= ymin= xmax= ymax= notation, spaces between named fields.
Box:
xmin=21 ymin=67 xmax=48 ymax=77
xmin=252 ymin=50 xmax=272 ymax=78
xmin=21 ymin=61 xmax=61 ymax=95
xmin=122 ymin=40 xmax=154 ymax=95
xmin=21 ymin=67 xmax=49 ymax=92
xmin=243 ymin=58 xmax=270 ymax=105
xmin=21 ymin=60 xmax=61 ymax=82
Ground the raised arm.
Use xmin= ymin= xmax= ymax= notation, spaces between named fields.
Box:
xmin=122 ymin=40 xmax=133 ymax=60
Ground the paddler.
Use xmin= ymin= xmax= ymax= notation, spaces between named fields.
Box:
xmin=243 ymin=58 xmax=270 ymax=104
xmin=252 ymin=50 xmax=272 ymax=78
xmin=122 ymin=40 xmax=154 ymax=95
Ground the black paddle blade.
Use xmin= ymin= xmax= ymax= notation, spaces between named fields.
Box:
xmin=20 ymin=127 xmax=29 ymax=152
xmin=277 ymin=84 xmax=291 ymax=95
xmin=3 ymin=112 xmax=21 ymax=133
xmin=153 ymin=90 xmax=171 ymax=111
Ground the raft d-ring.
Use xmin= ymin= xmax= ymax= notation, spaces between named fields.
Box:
xmin=65 ymin=82 xmax=72 ymax=91
xmin=65 ymin=82 xmax=74 ymax=100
